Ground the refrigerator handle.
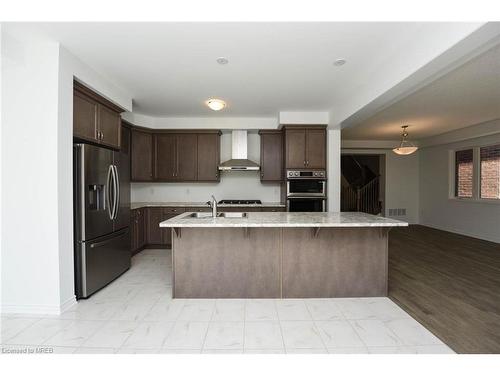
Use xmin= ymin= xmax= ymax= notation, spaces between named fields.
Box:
xmin=112 ymin=165 xmax=120 ymax=219
xmin=106 ymin=165 xmax=114 ymax=220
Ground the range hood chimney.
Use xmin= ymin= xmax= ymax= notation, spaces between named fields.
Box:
xmin=218 ymin=130 xmax=260 ymax=171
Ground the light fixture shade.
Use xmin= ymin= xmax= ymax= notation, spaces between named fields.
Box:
xmin=393 ymin=145 xmax=418 ymax=155
xmin=392 ymin=125 xmax=418 ymax=155
xmin=206 ymin=99 xmax=226 ymax=111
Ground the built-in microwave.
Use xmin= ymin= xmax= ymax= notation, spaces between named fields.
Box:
xmin=286 ymin=170 xmax=326 ymax=198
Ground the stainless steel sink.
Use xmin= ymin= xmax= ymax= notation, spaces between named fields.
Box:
xmin=217 ymin=212 xmax=248 ymax=218
xmin=186 ymin=212 xmax=213 ymax=218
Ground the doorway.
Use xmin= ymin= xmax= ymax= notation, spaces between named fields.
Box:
xmin=341 ymin=153 xmax=385 ymax=215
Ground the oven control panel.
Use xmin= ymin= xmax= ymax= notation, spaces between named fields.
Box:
xmin=287 ymin=170 xmax=326 ymax=179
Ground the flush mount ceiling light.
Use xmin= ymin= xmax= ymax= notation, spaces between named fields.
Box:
xmin=393 ymin=125 xmax=418 ymax=155
xmin=333 ymin=58 xmax=346 ymax=66
xmin=216 ymin=57 xmax=229 ymax=65
xmin=206 ymin=98 xmax=226 ymax=111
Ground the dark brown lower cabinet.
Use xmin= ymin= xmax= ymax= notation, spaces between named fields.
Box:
xmin=131 ymin=208 xmax=147 ymax=254
xmin=131 ymin=205 xmax=285 ymax=254
xmin=147 ymin=208 xmax=166 ymax=245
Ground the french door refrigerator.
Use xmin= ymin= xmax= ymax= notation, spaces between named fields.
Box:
xmin=74 ymin=143 xmax=131 ymax=299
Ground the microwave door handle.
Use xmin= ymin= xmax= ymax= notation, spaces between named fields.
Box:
xmin=112 ymin=165 xmax=120 ymax=219
xmin=106 ymin=165 xmax=113 ymax=220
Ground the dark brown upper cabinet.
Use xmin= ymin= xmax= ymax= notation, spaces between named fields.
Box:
xmin=154 ymin=133 xmax=176 ymax=180
xmin=73 ymin=81 xmax=123 ymax=149
xmin=131 ymin=129 xmax=154 ymax=181
xmin=97 ymin=104 xmax=121 ymax=149
xmin=197 ymin=133 xmax=221 ymax=182
xmin=259 ymin=130 xmax=283 ymax=182
xmin=130 ymin=128 xmax=221 ymax=183
xmin=154 ymin=133 xmax=197 ymax=182
xmin=284 ymin=126 xmax=326 ymax=170
xmin=176 ymin=134 xmax=198 ymax=181
xmin=74 ymin=90 xmax=98 ymax=141
xmin=305 ymin=129 xmax=326 ymax=169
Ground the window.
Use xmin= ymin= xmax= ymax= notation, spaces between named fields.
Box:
xmin=480 ymin=144 xmax=500 ymax=199
xmin=455 ymin=149 xmax=473 ymax=198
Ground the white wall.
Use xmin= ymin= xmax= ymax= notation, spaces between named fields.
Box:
xmin=1 ymin=28 xmax=62 ymax=314
xmin=122 ymin=112 xmax=278 ymax=130
xmin=328 ymin=128 xmax=341 ymax=212
xmin=340 ymin=144 xmax=420 ymax=224
xmin=419 ymin=132 xmax=500 ymax=243
xmin=279 ymin=111 xmax=329 ymax=125
xmin=131 ymin=131 xmax=281 ymax=203
xmin=1 ymin=25 xmax=133 ymax=314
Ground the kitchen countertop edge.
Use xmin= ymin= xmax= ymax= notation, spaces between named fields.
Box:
xmin=131 ymin=202 xmax=286 ymax=209
xmin=159 ymin=212 xmax=408 ymax=228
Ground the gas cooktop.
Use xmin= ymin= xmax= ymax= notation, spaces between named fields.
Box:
xmin=218 ymin=200 xmax=262 ymax=205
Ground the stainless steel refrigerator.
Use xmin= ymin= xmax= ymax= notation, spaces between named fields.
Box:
xmin=74 ymin=143 xmax=131 ymax=299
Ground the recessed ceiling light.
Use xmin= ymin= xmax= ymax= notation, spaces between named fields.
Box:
xmin=206 ymin=98 xmax=226 ymax=111
xmin=333 ymin=59 xmax=346 ymax=66
xmin=216 ymin=57 xmax=229 ymax=65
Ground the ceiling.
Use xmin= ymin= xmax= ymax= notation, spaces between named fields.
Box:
xmin=342 ymin=42 xmax=500 ymax=140
xmin=31 ymin=22 xmax=479 ymax=117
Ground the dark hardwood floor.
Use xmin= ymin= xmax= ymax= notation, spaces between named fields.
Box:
xmin=389 ymin=225 xmax=500 ymax=353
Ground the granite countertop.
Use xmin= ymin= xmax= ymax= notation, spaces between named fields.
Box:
xmin=131 ymin=202 xmax=286 ymax=210
xmin=159 ymin=211 xmax=408 ymax=228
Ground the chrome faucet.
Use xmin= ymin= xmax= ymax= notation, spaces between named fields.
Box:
xmin=208 ymin=195 xmax=218 ymax=217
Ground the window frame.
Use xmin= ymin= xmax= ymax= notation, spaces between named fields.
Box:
xmin=449 ymin=143 xmax=500 ymax=204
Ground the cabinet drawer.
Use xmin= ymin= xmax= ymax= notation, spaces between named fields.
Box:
xmin=189 ymin=206 xmax=211 ymax=212
xmin=162 ymin=207 xmax=186 ymax=215
xmin=261 ymin=207 xmax=286 ymax=212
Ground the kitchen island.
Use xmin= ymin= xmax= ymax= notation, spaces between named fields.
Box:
xmin=160 ymin=212 xmax=407 ymax=299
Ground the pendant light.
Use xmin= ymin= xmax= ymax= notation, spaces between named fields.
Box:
xmin=393 ymin=125 xmax=418 ymax=155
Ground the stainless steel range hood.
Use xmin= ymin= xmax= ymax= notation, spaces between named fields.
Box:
xmin=218 ymin=130 xmax=260 ymax=171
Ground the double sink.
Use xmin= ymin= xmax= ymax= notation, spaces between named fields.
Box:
xmin=186 ymin=212 xmax=248 ymax=219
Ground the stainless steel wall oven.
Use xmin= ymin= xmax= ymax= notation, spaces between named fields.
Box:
xmin=286 ymin=170 xmax=327 ymax=212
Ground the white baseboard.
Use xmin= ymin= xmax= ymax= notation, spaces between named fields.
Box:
xmin=60 ymin=295 xmax=77 ymax=313
xmin=1 ymin=295 xmax=77 ymax=316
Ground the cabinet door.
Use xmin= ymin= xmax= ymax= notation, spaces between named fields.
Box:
xmin=306 ymin=129 xmax=326 ymax=169
xmin=74 ymin=90 xmax=98 ymax=142
xmin=147 ymin=207 xmax=164 ymax=245
xmin=131 ymin=130 xmax=153 ymax=181
xmin=197 ymin=133 xmax=220 ymax=181
xmin=176 ymin=134 xmax=198 ymax=181
xmin=130 ymin=210 xmax=138 ymax=253
xmin=137 ymin=209 xmax=146 ymax=248
xmin=285 ymin=129 xmax=306 ymax=169
xmin=260 ymin=131 xmax=283 ymax=181
xmin=98 ymin=104 xmax=121 ymax=149
xmin=155 ymin=134 xmax=177 ymax=181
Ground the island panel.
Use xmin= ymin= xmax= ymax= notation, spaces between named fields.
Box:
xmin=172 ymin=227 xmax=281 ymax=298
xmin=282 ymin=227 xmax=388 ymax=298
